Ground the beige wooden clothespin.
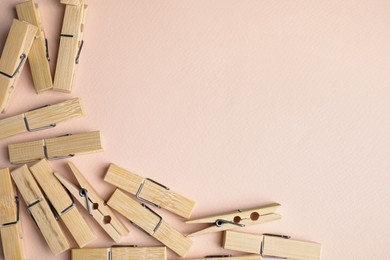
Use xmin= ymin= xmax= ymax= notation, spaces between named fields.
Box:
xmin=8 ymin=131 xmax=103 ymax=164
xmin=72 ymin=246 xmax=167 ymax=260
xmin=29 ymin=159 xmax=96 ymax=247
xmin=53 ymin=0 xmax=87 ymax=92
xmin=16 ymin=0 xmax=52 ymax=93
xmin=185 ymin=255 xmax=261 ymax=260
xmin=0 ymin=98 xmax=84 ymax=140
xmin=55 ymin=162 xmax=129 ymax=243
xmin=104 ymin=164 xmax=196 ymax=219
xmin=0 ymin=19 xmax=37 ymax=112
xmin=186 ymin=204 xmax=281 ymax=237
xmin=107 ymin=189 xmax=193 ymax=257
xmin=11 ymin=165 xmax=70 ymax=255
xmin=0 ymin=168 xmax=25 ymax=260
xmin=223 ymin=231 xmax=322 ymax=260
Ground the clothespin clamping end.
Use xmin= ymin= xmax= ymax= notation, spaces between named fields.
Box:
xmin=0 ymin=168 xmax=25 ymax=260
xmin=29 ymin=159 xmax=96 ymax=248
xmin=8 ymin=131 xmax=103 ymax=164
xmin=54 ymin=0 xmax=87 ymax=92
xmin=16 ymin=0 xmax=53 ymax=93
xmin=223 ymin=230 xmax=322 ymax=260
xmin=186 ymin=203 xmax=281 ymax=237
xmin=11 ymin=165 xmax=70 ymax=255
xmin=0 ymin=19 xmax=37 ymax=113
xmin=54 ymin=162 xmax=129 ymax=243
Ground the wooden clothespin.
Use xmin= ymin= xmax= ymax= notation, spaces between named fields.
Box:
xmin=0 ymin=168 xmax=25 ymax=260
xmin=55 ymin=162 xmax=129 ymax=243
xmin=104 ymin=164 xmax=196 ymax=219
xmin=223 ymin=231 xmax=322 ymax=260
xmin=0 ymin=19 xmax=37 ymax=112
xmin=8 ymin=131 xmax=103 ymax=164
xmin=30 ymin=159 xmax=96 ymax=247
xmin=186 ymin=203 xmax=281 ymax=237
xmin=185 ymin=255 xmax=261 ymax=260
xmin=54 ymin=0 xmax=87 ymax=92
xmin=16 ymin=0 xmax=52 ymax=93
xmin=72 ymin=246 xmax=167 ymax=260
xmin=0 ymin=98 xmax=84 ymax=140
xmin=107 ymin=189 xmax=193 ymax=257
xmin=11 ymin=165 xmax=70 ymax=255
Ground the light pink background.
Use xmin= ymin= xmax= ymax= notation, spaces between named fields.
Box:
xmin=1 ymin=0 xmax=390 ymax=259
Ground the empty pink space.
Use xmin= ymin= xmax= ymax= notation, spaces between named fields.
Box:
xmin=0 ymin=0 xmax=389 ymax=259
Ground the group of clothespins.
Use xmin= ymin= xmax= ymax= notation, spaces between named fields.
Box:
xmin=0 ymin=1 xmax=322 ymax=260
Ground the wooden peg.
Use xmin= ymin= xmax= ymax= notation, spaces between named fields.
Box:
xmin=0 ymin=168 xmax=25 ymax=260
xmin=30 ymin=159 xmax=96 ymax=247
xmin=8 ymin=131 xmax=103 ymax=164
xmin=0 ymin=98 xmax=84 ymax=140
xmin=223 ymin=231 xmax=322 ymax=260
xmin=107 ymin=189 xmax=192 ymax=257
xmin=186 ymin=203 xmax=281 ymax=237
xmin=11 ymin=165 xmax=70 ymax=255
xmin=16 ymin=0 xmax=53 ymax=93
xmin=54 ymin=0 xmax=87 ymax=92
xmin=0 ymin=19 xmax=37 ymax=112
xmin=72 ymin=246 xmax=167 ymax=260
xmin=104 ymin=164 xmax=196 ymax=219
xmin=55 ymin=162 xmax=129 ymax=243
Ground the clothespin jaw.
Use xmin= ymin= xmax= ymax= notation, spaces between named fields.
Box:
xmin=11 ymin=165 xmax=70 ymax=255
xmin=223 ymin=231 xmax=322 ymax=260
xmin=55 ymin=162 xmax=129 ymax=243
xmin=186 ymin=203 xmax=281 ymax=237
xmin=104 ymin=164 xmax=196 ymax=219
xmin=107 ymin=189 xmax=193 ymax=257
xmin=54 ymin=0 xmax=87 ymax=92
xmin=8 ymin=131 xmax=103 ymax=164
xmin=0 ymin=168 xmax=25 ymax=260
xmin=0 ymin=19 xmax=37 ymax=113
xmin=16 ymin=0 xmax=53 ymax=93
xmin=0 ymin=98 xmax=84 ymax=140
xmin=30 ymin=159 xmax=96 ymax=247
xmin=72 ymin=246 xmax=167 ymax=260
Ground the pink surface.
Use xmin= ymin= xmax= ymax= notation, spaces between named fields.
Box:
xmin=1 ymin=0 xmax=390 ymax=259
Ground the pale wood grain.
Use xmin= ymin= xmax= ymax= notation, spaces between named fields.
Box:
xmin=8 ymin=131 xmax=102 ymax=164
xmin=72 ymin=246 xmax=166 ymax=260
xmin=223 ymin=231 xmax=263 ymax=254
xmin=1 ymin=224 xmax=25 ymax=260
xmin=0 ymin=168 xmax=25 ymax=260
xmin=11 ymin=165 xmax=69 ymax=255
xmin=54 ymin=1 xmax=87 ymax=92
xmin=0 ymin=98 xmax=84 ymax=140
xmin=262 ymin=235 xmax=321 ymax=260
xmin=72 ymin=248 xmax=109 ymax=260
xmin=67 ymin=162 xmax=129 ymax=238
xmin=16 ymin=0 xmax=53 ymax=93
xmin=186 ymin=204 xmax=281 ymax=236
xmin=61 ymin=0 xmax=82 ymax=5
xmin=0 ymin=19 xmax=37 ymax=112
xmin=223 ymin=231 xmax=322 ymax=260
xmin=108 ymin=189 xmax=192 ymax=257
xmin=105 ymin=164 xmax=196 ymax=218
xmin=54 ymin=172 xmax=125 ymax=243
xmin=30 ymin=159 xmax=96 ymax=247
xmin=0 ymin=168 xmax=17 ymax=224
xmin=185 ymin=255 xmax=261 ymax=260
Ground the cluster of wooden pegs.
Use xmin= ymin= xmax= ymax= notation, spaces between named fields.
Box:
xmin=0 ymin=1 xmax=322 ymax=260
